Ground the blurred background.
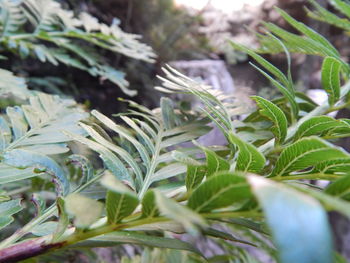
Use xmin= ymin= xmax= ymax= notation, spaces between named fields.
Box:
xmin=5 ymin=0 xmax=344 ymax=116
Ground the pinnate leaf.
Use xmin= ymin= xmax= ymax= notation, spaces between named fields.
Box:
xmin=271 ymin=137 xmax=349 ymax=177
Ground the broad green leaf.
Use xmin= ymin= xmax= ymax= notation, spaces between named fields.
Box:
xmin=252 ymin=96 xmax=287 ymax=145
xmin=64 ymin=193 xmax=104 ymax=229
xmin=101 ymin=172 xmax=139 ymax=223
xmin=106 ymin=191 xmax=139 ymax=224
xmin=141 ymin=190 xmax=159 ymax=218
xmin=188 ymin=173 xmax=251 ymax=212
xmin=71 ymin=231 xmax=201 ymax=255
xmin=228 ymin=133 xmax=266 ymax=173
xmin=325 ymin=174 xmax=350 ymax=200
xmin=203 ymin=148 xmax=230 ymax=177
xmin=321 ymin=57 xmax=342 ymax=106
xmin=186 ymin=165 xmax=206 ymax=192
xmin=295 ymin=116 xmax=350 ymax=140
xmin=3 ymin=149 xmax=69 ymax=195
xmin=155 ymin=190 xmax=205 ymax=233
xmin=271 ymin=137 xmax=349 ymax=177
xmin=248 ymin=175 xmax=333 ymax=263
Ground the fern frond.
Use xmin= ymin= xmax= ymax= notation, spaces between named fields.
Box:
xmin=0 ymin=68 xmax=31 ymax=99
xmin=66 ymin=97 xmax=211 ymax=198
xmin=0 ymin=93 xmax=88 ymax=192
xmin=0 ymin=0 xmax=156 ymax=96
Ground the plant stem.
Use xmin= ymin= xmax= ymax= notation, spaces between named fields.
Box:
xmin=273 ymin=173 xmax=341 ymax=181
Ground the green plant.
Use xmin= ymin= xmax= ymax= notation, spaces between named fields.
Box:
xmin=3 ymin=0 xmax=350 ymax=262
xmin=0 ymin=0 xmax=155 ymax=96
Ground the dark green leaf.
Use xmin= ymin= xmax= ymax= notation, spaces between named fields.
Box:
xmin=188 ymin=173 xmax=251 ymax=212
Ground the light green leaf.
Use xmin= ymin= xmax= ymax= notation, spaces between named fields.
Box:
xmin=141 ymin=190 xmax=159 ymax=218
xmin=101 ymin=172 xmax=139 ymax=224
xmin=252 ymin=96 xmax=287 ymax=144
xmin=248 ymin=175 xmax=333 ymax=263
xmin=188 ymin=173 xmax=251 ymax=212
xmin=0 ymin=199 xmax=22 ymax=216
xmin=276 ymin=7 xmax=339 ymax=57
xmin=31 ymin=221 xmax=58 ymax=236
xmin=321 ymin=57 xmax=342 ymax=106
xmin=271 ymin=137 xmax=349 ymax=177
xmin=161 ymin=97 xmax=176 ymax=129
xmin=186 ymin=165 xmax=206 ymax=192
xmin=202 ymin=147 xmax=230 ymax=177
xmin=0 ymin=199 xmax=22 ymax=230
xmin=228 ymin=133 xmax=266 ymax=173
xmin=65 ymin=193 xmax=104 ymax=229
xmin=3 ymin=149 xmax=69 ymax=195
xmin=155 ymin=190 xmax=205 ymax=234
xmin=0 ymin=164 xmax=37 ymax=184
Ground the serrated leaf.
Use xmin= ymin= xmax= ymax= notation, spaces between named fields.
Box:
xmin=202 ymin=147 xmax=230 ymax=177
xmin=325 ymin=174 xmax=350 ymax=200
xmin=248 ymin=175 xmax=333 ymax=263
xmin=252 ymin=96 xmax=287 ymax=144
xmin=271 ymin=137 xmax=349 ymax=177
xmin=228 ymin=133 xmax=266 ymax=173
xmin=188 ymin=173 xmax=251 ymax=212
xmin=186 ymin=165 xmax=206 ymax=192
xmin=64 ymin=193 xmax=103 ymax=229
xmin=313 ymin=159 xmax=350 ymax=174
xmin=295 ymin=116 xmax=350 ymax=140
xmin=321 ymin=57 xmax=342 ymax=106
xmin=141 ymin=190 xmax=159 ymax=218
xmin=101 ymin=172 xmax=139 ymax=223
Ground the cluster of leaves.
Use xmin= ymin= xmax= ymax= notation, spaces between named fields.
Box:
xmin=0 ymin=0 xmax=155 ymax=96
xmin=3 ymin=0 xmax=350 ymax=263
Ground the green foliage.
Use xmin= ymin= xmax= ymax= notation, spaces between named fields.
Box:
xmin=4 ymin=1 xmax=350 ymax=263
xmin=0 ymin=0 xmax=155 ymax=96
